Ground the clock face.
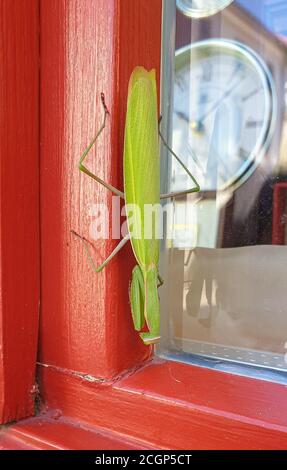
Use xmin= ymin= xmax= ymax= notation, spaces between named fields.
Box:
xmin=172 ymin=39 xmax=276 ymax=192
xmin=176 ymin=0 xmax=234 ymax=18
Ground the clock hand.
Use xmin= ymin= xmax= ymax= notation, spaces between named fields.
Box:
xmin=242 ymin=86 xmax=262 ymax=102
xmin=187 ymin=143 xmax=205 ymax=174
xmin=174 ymin=112 xmax=205 ymax=173
xmin=175 ymin=110 xmax=189 ymax=122
xmin=191 ymin=63 xmax=244 ymax=131
xmin=196 ymin=76 xmax=243 ymax=125
xmin=204 ymin=104 xmax=232 ymax=189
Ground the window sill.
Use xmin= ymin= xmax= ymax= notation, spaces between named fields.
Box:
xmin=0 ymin=413 xmax=152 ymax=450
xmin=34 ymin=358 xmax=287 ymax=450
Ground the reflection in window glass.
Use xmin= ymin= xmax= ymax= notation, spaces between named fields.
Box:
xmin=160 ymin=0 xmax=287 ymax=372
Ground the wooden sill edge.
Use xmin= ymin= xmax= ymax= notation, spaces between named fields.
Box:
xmin=31 ymin=358 xmax=287 ymax=450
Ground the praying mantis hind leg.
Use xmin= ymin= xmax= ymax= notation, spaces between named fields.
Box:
xmin=71 ymin=230 xmax=129 ymax=273
xmin=158 ymin=116 xmax=200 ymax=200
xmin=129 ymin=265 xmax=145 ymax=331
xmin=79 ymin=93 xmax=124 ymax=199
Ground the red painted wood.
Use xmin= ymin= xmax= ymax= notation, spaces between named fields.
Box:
xmin=38 ymin=2 xmax=287 ymax=451
xmin=3 ymin=415 xmax=151 ymax=450
xmin=0 ymin=413 xmax=152 ymax=450
xmin=272 ymin=183 xmax=287 ymax=244
xmin=0 ymin=0 xmax=40 ymax=424
xmin=39 ymin=360 xmax=287 ymax=450
xmin=0 ymin=433 xmax=37 ymax=451
xmin=39 ymin=0 xmax=162 ymax=380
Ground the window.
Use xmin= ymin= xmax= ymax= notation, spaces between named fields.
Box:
xmin=2 ymin=0 xmax=287 ymax=450
xmin=159 ymin=0 xmax=287 ymax=374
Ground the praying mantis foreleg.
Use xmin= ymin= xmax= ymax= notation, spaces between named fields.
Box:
xmin=159 ymin=117 xmax=200 ymax=200
xmin=130 ymin=265 xmax=161 ymax=343
xmin=140 ymin=267 xmax=160 ymax=344
xmin=71 ymin=230 xmax=130 ymax=272
xmin=130 ymin=265 xmax=145 ymax=331
xmin=78 ymin=93 xmax=125 ymax=199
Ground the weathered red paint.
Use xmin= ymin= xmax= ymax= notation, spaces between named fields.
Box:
xmin=38 ymin=360 xmax=287 ymax=450
xmin=39 ymin=0 xmax=162 ymax=380
xmin=0 ymin=0 xmax=40 ymax=424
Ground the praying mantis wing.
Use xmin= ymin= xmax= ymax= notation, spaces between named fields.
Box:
xmin=123 ymin=67 xmax=160 ymax=270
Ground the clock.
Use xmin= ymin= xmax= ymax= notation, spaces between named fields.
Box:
xmin=176 ymin=0 xmax=234 ymax=18
xmin=172 ymin=39 xmax=276 ymax=192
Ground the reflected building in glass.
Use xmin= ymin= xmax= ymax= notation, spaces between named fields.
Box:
xmin=160 ymin=0 xmax=287 ymax=372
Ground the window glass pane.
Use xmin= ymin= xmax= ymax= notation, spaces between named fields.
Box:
xmin=160 ymin=0 xmax=287 ymax=372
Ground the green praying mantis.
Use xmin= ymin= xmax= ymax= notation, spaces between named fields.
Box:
xmin=73 ymin=66 xmax=199 ymax=345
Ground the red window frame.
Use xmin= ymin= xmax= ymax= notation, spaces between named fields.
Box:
xmin=1 ymin=0 xmax=287 ymax=449
xmin=0 ymin=0 xmax=40 ymax=423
